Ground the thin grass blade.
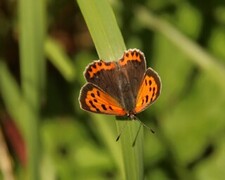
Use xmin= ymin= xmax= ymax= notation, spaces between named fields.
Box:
xmin=77 ymin=0 xmax=144 ymax=179
xmin=19 ymin=0 xmax=46 ymax=179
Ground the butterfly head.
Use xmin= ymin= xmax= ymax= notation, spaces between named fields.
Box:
xmin=126 ymin=112 xmax=137 ymax=120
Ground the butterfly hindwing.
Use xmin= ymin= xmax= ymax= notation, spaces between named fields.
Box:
xmin=79 ymin=83 xmax=126 ymax=116
xmin=134 ymin=68 xmax=161 ymax=113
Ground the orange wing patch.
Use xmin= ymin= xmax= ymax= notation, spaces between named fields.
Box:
xmin=134 ymin=68 xmax=161 ymax=113
xmin=119 ymin=49 xmax=144 ymax=66
xmin=85 ymin=60 xmax=116 ymax=79
xmin=79 ymin=83 xmax=126 ymax=116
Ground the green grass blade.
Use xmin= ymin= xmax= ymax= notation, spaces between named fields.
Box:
xmin=45 ymin=37 xmax=76 ymax=82
xmin=0 ymin=61 xmax=26 ymax=132
xmin=77 ymin=0 xmax=125 ymax=60
xmin=77 ymin=0 xmax=144 ymax=179
xmin=117 ymin=120 xmax=144 ymax=180
xmin=19 ymin=0 xmax=46 ymax=179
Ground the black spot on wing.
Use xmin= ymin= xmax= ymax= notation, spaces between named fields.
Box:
xmin=101 ymin=104 xmax=107 ymax=111
xmin=145 ymin=79 xmax=147 ymax=86
xmin=97 ymin=90 xmax=100 ymax=97
xmin=97 ymin=62 xmax=102 ymax=66
xmin=145 ymin=95 xmax=149 ymax=103
xmin=89 ymin=100 xmax=96 ymax=109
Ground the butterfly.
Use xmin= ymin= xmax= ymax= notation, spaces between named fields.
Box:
xmin=79 ymin=49 xmax=161 ymax=119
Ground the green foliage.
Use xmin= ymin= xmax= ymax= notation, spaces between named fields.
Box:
xmin=0 ymin=0 xmax=225 ymax=179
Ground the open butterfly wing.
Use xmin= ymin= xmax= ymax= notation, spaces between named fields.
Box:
xmin=134 ymin=68 xmax=161 ymax=113
xmin=79 ymin=83 xmax=127 ymax=116
xmin=119 ymin=49 xmax=147 ymax=98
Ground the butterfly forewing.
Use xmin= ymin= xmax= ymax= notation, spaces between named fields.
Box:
xmin=134 ymin=68 xmax=161 ymax=113
xmin=119 ymin=49 xmax=146 ymax=98
xmin=79 ymin=83 xmax=127 ymax=116
xmin=84 ymin=60 xmax=123 ymax=106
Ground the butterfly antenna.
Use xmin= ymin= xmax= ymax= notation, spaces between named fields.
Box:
xmin=116 ymin=121 xmax=128 ymax=141
xmin=136 ymin=117 xmax=155 ymax=134
xmin=132 ymin=123 xmax=142 ymax=147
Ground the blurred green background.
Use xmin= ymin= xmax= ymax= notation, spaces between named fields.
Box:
xmin=1 ymin=0 xmax=225 ymax=179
